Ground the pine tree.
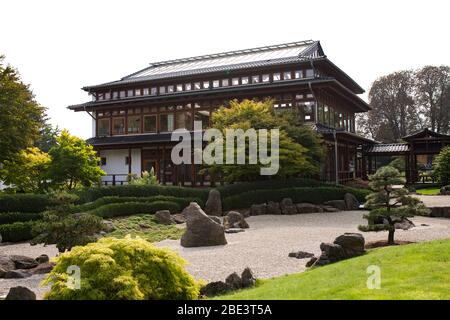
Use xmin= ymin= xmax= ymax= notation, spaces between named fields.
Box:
xmin=358 ymin=166 xmax=429 ymax=244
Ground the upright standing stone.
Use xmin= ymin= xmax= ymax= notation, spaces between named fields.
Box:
xmin=205 ymin=189 xmax=222 ymax=216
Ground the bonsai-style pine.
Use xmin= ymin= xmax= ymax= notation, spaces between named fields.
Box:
xmin=358 ymin=166 xmax=429 ymax=245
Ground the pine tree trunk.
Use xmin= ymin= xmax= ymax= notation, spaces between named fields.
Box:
xmin=388 ymin=227 xmax=395 ymax=245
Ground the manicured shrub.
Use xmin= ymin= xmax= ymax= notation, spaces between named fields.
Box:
xmin=0 ymin=221 xmax=35 ymax=242
xmin=88 ymin=201 xmax=181 ymax=218
xmin=0 ymin=194 xmax=52 ymax=213
xmin=0 ymin=212 xmax=42 ymax=225
xmin=70 ymin=196 xmax=203 ymax=214
xmin=433 ymin=147 xmax=450 ymax=186
xmin=75 ymin=185 xmax=209 ymax=204
xmin=216 ymin=178 xmax=326 ymax=198
xmin=43 ymin=237 xmax=201 ymax=300
xmin=222 ymin=187 xmax=371 ymax=210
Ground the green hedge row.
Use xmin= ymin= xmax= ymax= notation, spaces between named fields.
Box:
xmin=216 ymin=178 xmax=327 ymax=198
xmin=222 ymin=187 xmax=371 ymax=211
xmin=75 ymin=185 xmax=210 ymax=204
xmin=0 ymin=221 xmax=36 ymax=242
xmin=88 ymin=201 xmax=181 ymax=218
xmin=0 ymin=194 xmax=52 ymax=213
xmin=0 ymin=212 xmax=43 ymax=225
xmin=70 ymin=195 xmax=203 ymax=214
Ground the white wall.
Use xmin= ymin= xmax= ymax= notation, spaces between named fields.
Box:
xmin=91 ymin=114 xmax=96 ymax=138
xmin=99 ymin=149 xmax=141 ymax=184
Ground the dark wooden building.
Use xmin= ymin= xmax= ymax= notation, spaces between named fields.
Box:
xmin=69 ymin=40 xmax=373 ymax=186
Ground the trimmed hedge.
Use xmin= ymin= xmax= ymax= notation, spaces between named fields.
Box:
xmin=75 ymin=185 xmax=210 ymax=204
xmin=222 ymin=187 xmax=371 ymax=211
xmin=216 ymin=178 xmax=327 ymax=198
xmin=88 ymin=201 xmax=181 ymax=218
xmin=70 ymin=196 xmax=203 ymax=214
xmin=0 ymin=221 xmax=35 ymax=242
xmin=0 ymin=194 xmax=52 ymax=213
xmin=0 ymin=212 xmax=43 ymax=225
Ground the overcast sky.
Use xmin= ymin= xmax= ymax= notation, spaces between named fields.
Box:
xmin=1 ymin=0 xmax=449 ymax=138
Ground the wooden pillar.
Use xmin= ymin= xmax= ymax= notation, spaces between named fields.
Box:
xmin=405 ymin=154 xmax=410 ymax=184
xmin=162 ymin=145 xmax=166 ymax=185
xmin=128 ymin=148 xmax=132 ymax=175
xmin=362 ymin=153 xmax=367 ymax=179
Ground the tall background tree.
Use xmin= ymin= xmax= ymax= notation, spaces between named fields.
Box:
xmin=0 ymin=55 xmax=45 ymax=164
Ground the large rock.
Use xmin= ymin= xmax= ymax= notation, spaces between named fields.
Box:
xmin=0 ymin=266 xmax=6 ymax=278
xmin=386 ymin=217 xmax=415 ymax=230
xmin=280 ymin=198 xmax=297 ymax=215
xmin=200 ymin=281 xmax=232 ymax=297
xmin=4 ymin=270 xmax=31 ymax=279
xmin=305 ymin=256 xmax=317 ymax=267
xmin=321 ymin=205 xmax=340 ymax=212
xmin=288 ymin=251 xmax=315 ymax=259
xmin=35 ymin=254 xmax=49 ymax=264
xmin=296 ymin=203 xmax=322 ymax=213
xmin=30 ymin=262 xmax=55 ymax=275
xmin=102 ymin=220 xmax=116 ymax=232
xmin=241 ymin=267 xmax=256 ymax=288
xmin=205 ymin=189 xmax=222 ymax=216
xmin=209 ymin=216 xmax=222 ymax=224
xmin=10 ymin=255 xmax=38 ymax=270
xmin=314 ymin=243 xmax=346 ymax=266
xmin=344 ymin=193 xmax=359 ymax=210
xmin=250 ymin=204 xmax=267 ymax=216
xmin=266 ymin=201 xmax=281 ymax=215
xmin=429 ymin=207 xmax=450 ymax=218
xmin=155 ymin=210 xmax=175 ymax=225
xmin=333 ymin=233 xmax=365 ymax=257
xmin=223 ymin=211 xmax=249 ymax=229
xmin=180 ymin=202 xmax=227 ymax=247
xmin=5 ymin=286 xmax=36 ymax=300
xmin=0 ymin=255 xmax=15 ymax=272
xmin=225 ymin=272 xmax=242 ymax=290
xmin=323 ymin=200 xmax=347 ymax=211
xmin=172 ymin=213 xmax=186 ymax=224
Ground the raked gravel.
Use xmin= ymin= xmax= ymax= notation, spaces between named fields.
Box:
xmin=1 ymin=209 xmax=450 ymax=299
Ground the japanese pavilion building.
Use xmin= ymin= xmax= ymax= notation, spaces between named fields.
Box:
xmin=69 ymin=40 xmax=375 ymax=186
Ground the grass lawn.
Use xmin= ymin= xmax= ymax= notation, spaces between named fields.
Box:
xmin=217 ymin=239 xmax=450 ymax=300
xmin=107 ymin=214 xmax=185 ymax=242
xmin=415 ymin=187 xmax=441 ymax=195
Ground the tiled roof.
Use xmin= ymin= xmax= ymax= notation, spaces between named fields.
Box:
xmin=402 ymin=128 xmax=450 ymax=140
xmin=364 ymin=143 xmax=410 ymax=153
xmin=86 ymin=133 xmax=175 ymax=146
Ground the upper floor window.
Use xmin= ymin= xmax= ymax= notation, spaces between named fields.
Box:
xmin=185 ymin=83 xmax=192 ymax=91
xmin=176 ymin=84 xmax=183 ymax=92
xmin=232 ymin=78 xmax=239 ymax=86
xmin=213 ymin=80 xmax=220 ymax=88
xmin=98 ymin=93 xmax=104 ymax=101
xmin=97 ymin=119 xmax=110 ymax=136
xmin=283 ymin=71 xmax=292 ymax=80
xmin=252 ymin=75 xmax=260 ymax=83
xmin=143 ymin=88 xmax=149 ymax=95
xmin=262 ymin=74 xmax=270 ymax=82
xmin=241 ymin=77 xmax=249 ymax=85
xmin=127 ymin=116 xmax=141 ymax=134
xmin=105 ymin=92 xmax=111 ymax=100
xmin=127 ymin=89 xmax=134 ymax=97
xmin=194 ymin=82 xmax=201 ymax=90
xmin=112 ymin=91 xmax=119 ymax=99
xmin=159 ymin=86 xmax=166 ymax=94
xmin=294 ymin=70 xmax=303 ymax=79
xmin=222 ymin=79 xmax=229 ymax=87
xmin=150 ymin=87 xmax=157 ymax=95
xmin=135 ymin=89 xmax=141 ymax=96
xmin=112 ymin=118 xmax=125 ymax=135
xmin=143 ymin=115 xmax=157 ymax=133
xmin=305 ymin=69 xmax=314 ymax=78
xmin=168 ymin=85 xmax=174 ymax=93
xmin=120 ymin=90 xmax=126 ymax=98
xmin=160 ymin=113 xmax=174 ymax=132
xmin=203 ymin=81 xmax=210 ymax=89
xmin=273 ymin=73 xmax=281 ymax=81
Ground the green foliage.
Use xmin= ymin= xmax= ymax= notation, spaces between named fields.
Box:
xmin=0 ymin=147 xmax=51 ymax=193
xmin=43 ymin=237 xmax=201 ymax=300
xmin=70 ymin=195 xmax=203 ymax=214
xmin=207 ymin=99 xmax=319 ymax=182
xmin=88 ymin=201 xmax=181 ymax=218
xmin=75 ymin=184 xmax=209 ymax=204
xmin=433 ymin=147 xmax=450 ymax=186
xmin=0 ymin=55 xmax=45 ymax=165
xmin=388 ymin=156 xmax=406 ymax=172
xmin=358 ymin=166 xmax=429 ymax=244
xmin=34 ymin=115 xmax=60 ymax=153
xmin=0 ymin=221 xmax=35 ymax=242
xmin=128 ymin=169 xmax=158 ymax=185
xmin=32 ymin=192 xmax=103 ymax=252
xmin=222 ymin=186 xmax=370 ymax=211
xmin=0 ymin=212 xmax=42 ymax=225
xmin=47 ymin=130 xmax=105 ymax=190
xmin=0 ymin=193 xmax=52 ymax=213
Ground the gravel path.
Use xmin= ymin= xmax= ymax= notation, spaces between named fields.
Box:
xmin=416 ymin=195 xmax=450 ymax=207
xmin=1 ymin=209 xmax=449 ymax=299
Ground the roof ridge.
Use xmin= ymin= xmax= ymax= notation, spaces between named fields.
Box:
xmin=121 ymin=40 xmax=317 ymax=80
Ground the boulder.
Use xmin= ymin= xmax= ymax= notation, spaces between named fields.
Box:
xmin=155 ymin=210 xmax=175 ymax=225
xmin=321 ymin=205 xmax=340 ymax=212
xmin=30 ymin=262 xmax=55 ymax=275
xmin=0 ymin=233 xmax=2 ymax=243
xmin=223 ymin=211 xmax=249 ymax=229
xmin=305 ymin=256 xmax=317 ymax=267
xmin=35 ymin=254 xmax=49 ymax=264
xmin=266 ymin=201 xmax=281 ymax=215
xmin=102 ymin=220 xmax=116 ymax=232
xmin=280 ymin=198 xmax=297 ymax=215
xmin=0 ymin=255 xmax=15 ymax=271
xmin=10 ymin=255 xmax=39 ymax=270
xmin=333 ymin=233 xmax=365 ymax=257
xmin=172 ymin=213 xmax=186 ymax=224
xmin=180 ymin=202 xmax=227 ymax=247
xmin=0 ymin=266 xmax=6 ymax=278
xmin=288 ymin=251 xmax=315 ymax=259
xmin=200 ymin=281 xmax=232 ymax=297
xmin=209 ymin=216 xmax=222 ymax=225
xmin=4 ymin=270 xmax=31 ymax=279
xmin=225 ymin=272 xmax=242 ymax=290
xmin=241 ymin=267 xmax=256 ymax=288
xmin=324 ymin=200 xmax=347 ymax=211
xmin=250 ymin=204 xmax=267 ymax=216
xmin=205 ymin=189 xmax=222 ymax=216
xmin=5 ymin=286 xmax=36 ymax=300
xmin=429 ymin=207 xmax=450 ymax=218
xmin=313 ymin=243 xmax=346 ymax=266
xmin=388 ymin=217 xmax=415 ymax=230
xmin=440 ymin=187 xmax=450 ymax=195
xmin=344 ymin=193 xmax=359 ymax=210
xmin=296 ymin=203 xmax=322 ymax=213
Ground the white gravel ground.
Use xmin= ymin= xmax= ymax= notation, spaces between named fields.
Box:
xmin=1 ymin=207 xmax=450 ymax=299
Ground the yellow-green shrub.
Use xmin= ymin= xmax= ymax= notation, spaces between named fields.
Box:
xmin=43 ymin=237 xmax=201 ymax=300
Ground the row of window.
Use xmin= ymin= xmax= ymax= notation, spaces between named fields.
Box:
xmin=94 ymin=69 xmax=315 ymax=101
xmin=317 ymin=102 xmax=356 ymax=132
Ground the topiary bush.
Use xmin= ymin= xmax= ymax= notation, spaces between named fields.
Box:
xmin=43 ymin=237 xmax=201 ymax=300
xmin=222 ymin=186 xmax=371 ymax=210
xmin=88 ymin=201 xmax=181 ymax=218
xmin=75 ymin=185 xmax=209 ymax=204
xmin=0 ymin=212 xmax=43 ymax=225
xmin=0 ymin=193 xmax=52 ymax=213
xmin=70 ymin=195 xmax=203 ymax=214
xmin=433 ymin=146 xmax=450 ymax=186
xmin=0 ymin=221 xmax=35 ymax=242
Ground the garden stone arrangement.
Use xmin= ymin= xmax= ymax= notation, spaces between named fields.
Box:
xmin=200 ymin=267 xmax=256 ymax=297
xmin=0 ymin=254 xmax=54 ymax=279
